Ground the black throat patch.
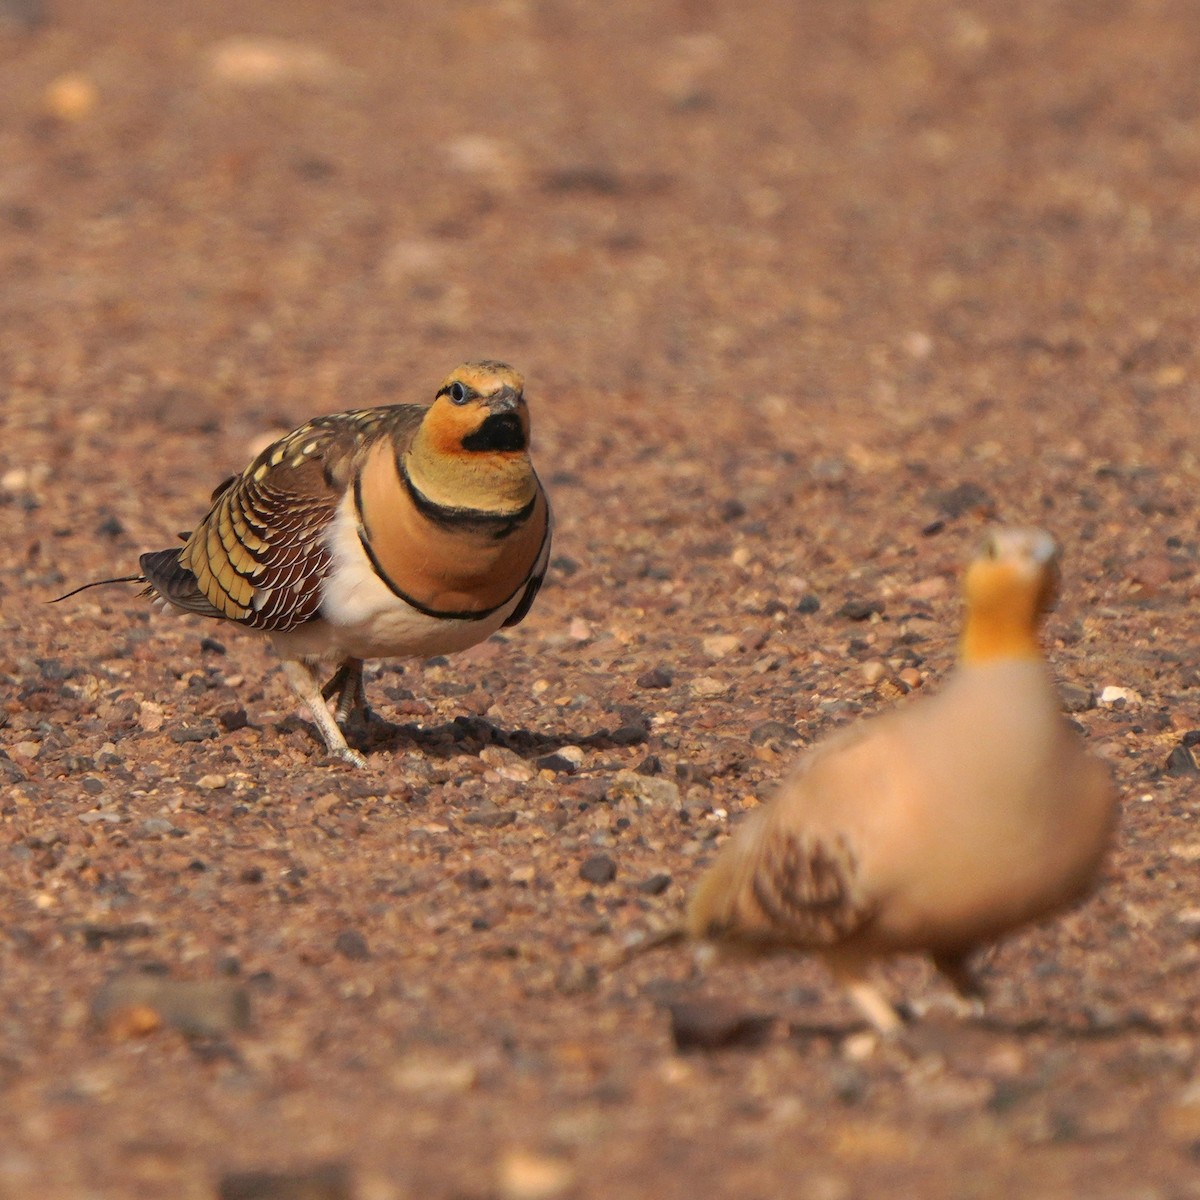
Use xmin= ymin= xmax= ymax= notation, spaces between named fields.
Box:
xmin=461 ymin=411 xmax=526 ymax=453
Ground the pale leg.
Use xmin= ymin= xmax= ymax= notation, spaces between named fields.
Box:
xmin=828 ymin=956 xmax=904 ymax=1037
xmin=282 ymin=657 xmax=366 ymax=767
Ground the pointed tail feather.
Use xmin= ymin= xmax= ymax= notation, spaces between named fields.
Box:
xmin=50 ymin=575 xmax=144 ymax=603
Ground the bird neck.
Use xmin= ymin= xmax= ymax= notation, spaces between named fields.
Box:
xmin=958 ymin=595 xmax=1044 ymax=664
xmin=404 ymin=426 xmax=536 ymax=516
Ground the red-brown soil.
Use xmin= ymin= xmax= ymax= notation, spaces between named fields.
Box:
xmin=2 ymin=2 xmax=1199 ymax=1197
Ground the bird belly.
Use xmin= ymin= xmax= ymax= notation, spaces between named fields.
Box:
xmin=273 ymin=498 xmax=522 ymax=662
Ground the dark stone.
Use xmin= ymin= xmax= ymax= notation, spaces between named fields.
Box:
xmin=668 ymin=1001 xmax=775 ymax=1052
xmin=536 ymin=752 xmax=578 ymax=774
xmin=718 ymin=498 xmax=746 ymax=522
xmin=636 ymin=873 xmax=672 ymax=895
xmin=794 ymin=594 xmax=821 ymax=615
xmin=579 ymin=854 xmax=617 ymax=885
xmin=550 ymin=555 xmax=579 ymax=575
xmin=169 ymin=721 xmax=219 ymax=743
xmin=748 ymin=720 xmax=798 ymax=746
xmin=1060 ymin=683 xmax=1095 ymax=713
xmin=218 ymin=1162 xmax=353 ymax=1200
xmin=334 ymin=929 xmax=370 ymax=961
xmin=635 ymin=754 xmax=663 ymax=776
xmin=636 ymin=666 xmax=673 ymax=689
xmin=836 ymin=598 xmax=884 ymax=621
xmin=218 ymin=706 xmax=250 ymax=732
xmin=81 ymin=922 xmax=153 ymax=951
xmin=610 ymin=723 xmax=648 ymax=746
xmin=95 ymin=513 xmax=124 ymax=538
xmin=1165 ymin=744 xmax=1200 ymax=776
xmin=200 ymin=637 xmax=227 ymax=655
xmin=457 ymin=867 xmax=492 ymax=891
xmin=927 ymin=481 xmax=996 ymax=519
xmin=462 ymin=808 xmax=517 ymax=828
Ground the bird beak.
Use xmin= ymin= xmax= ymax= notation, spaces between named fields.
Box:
xmin=487 ymin=386 xmax=523 ymax=414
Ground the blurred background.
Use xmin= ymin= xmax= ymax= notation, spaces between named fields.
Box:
xmin=2 ymin=3 xmax=1199 ymax=1198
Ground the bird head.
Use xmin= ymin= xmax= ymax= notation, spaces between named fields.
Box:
xmin=406 ymin=362 xmax=537 ymax=513
xmin=960 ymin=527 xmax=1061 ymax=664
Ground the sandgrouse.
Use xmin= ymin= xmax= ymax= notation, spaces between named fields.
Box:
xmin=60 ymin=362 xmax=551 ymax=766
xmin=687 ymin=527 xmax=1117 ymax=1035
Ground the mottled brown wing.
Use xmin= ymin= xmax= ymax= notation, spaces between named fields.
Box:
xmin=145 ymin=405 xmax=423 ymax=632
xmin=747 ymin=826 xmax=873 ymax=947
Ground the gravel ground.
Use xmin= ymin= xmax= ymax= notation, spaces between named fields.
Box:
xmin=2 ymin=2 xmax=1200 ymax=1197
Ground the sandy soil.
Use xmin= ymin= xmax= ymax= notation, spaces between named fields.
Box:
xmin=2 ymin=1 xmax=1200 ymax=1197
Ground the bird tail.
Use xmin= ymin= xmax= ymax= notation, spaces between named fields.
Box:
xmin=50 ymin=575 xmax=145 ymax=603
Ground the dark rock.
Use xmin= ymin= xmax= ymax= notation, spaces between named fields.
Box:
xmin=748 ymin=720 xmax=798 ymax=746
xmin=169 ymin=721 xmax=219 ymax=743
xmin=219 ymin=706 xmax=250 ymax=732
xmin=635 ymin=754 xmax=663 ymax=776
xmin=927 ymin=481 xmax=996 ymax=519
xmin=636 ymin=666 xmax=673 ymax=689
xmin=200 ymin=637 xmax=228 ymax=655
xmin=95 ymin=513 xmax=125 ymax=538
xmin=80 ymin=922 xmax=153 ymax=951
xmin=1165 ymin=744 xmax=1200 ymax=776
xmin=1060 ymin=683 xmax=1095 ymax=713
xmin=1183 ymin=730 xmax=1200 ymax=748
xmin=668 ymin=1001 xmax=775 ymax=1052
xmin=579 ymin=854 xmax=617 ymax=885
xmin=462 ymin=808 xmax=517 ymax=828
xmin=218 ymin=1162 xmax=353 ymax=1200
xmin=334 ymin=930 xmax=370 ymax=961
xmin=836 ymin=598 xmax=884 ymax=622
xmin=795 ymin=593 xmax=821 ymax=615
xmin=718 ymin=498 xmax=746 ymax=522
xmin=536 ymin=752 xmax=578 ymax=774
xmin=636 ymin=873 xmax=672 ymax=895
xmin=456 ymin=867 xmax=492 ymax=891
xmin=610 ymin=723 xmax=648 ymax=746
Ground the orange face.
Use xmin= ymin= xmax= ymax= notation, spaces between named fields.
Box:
xmin=960 ymin=527 xmax=1060 ymax=663
xmin=421 ymin=362 xmax=530 ymax=461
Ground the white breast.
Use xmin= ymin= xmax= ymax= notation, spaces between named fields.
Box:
xmin=270 ymin=492 xmax=535 ymax=663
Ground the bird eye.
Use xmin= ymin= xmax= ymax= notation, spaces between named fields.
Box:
xmin=448 ymin=381 xmax=469 ymax=405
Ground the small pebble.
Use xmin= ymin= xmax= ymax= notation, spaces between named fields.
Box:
xmin=636 ymin=666 xmax=673 ymax=689
xmin=334 ymin=929 xmax=370 ymax=961
xmin=1166 ymin=744 xmax=1199 ymax=776
xmin=218 ymin=1162 xmax=352 ymax=1200
xmin=1060 ymin=683 xmax=1095 ymax=713
xmin=636 ymin=873 xmax=672 ymax=895
xmin=702 ymin=634 xmax=741 ymax=659
xmin=836 ymin=598 xmax=884 ymax=622
xmin=668 ymin=1001 xmax=774 ymax=1052
xmin=579 ymin=854 xmax=617 ymax=885
xmin=196 ymin=774 xmax=227 ymax=791
xmin=1098 ymin=685 xmax=1140 ymax=707
xmin=536 ymin=752 xmax=577 ymax=775
xmin=497 ymin=1148 xmax=575 ymax=1200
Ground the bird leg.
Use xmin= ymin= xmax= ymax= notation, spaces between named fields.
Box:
xmin=828 ymin=957 xmax=905 ymax=1037
xmin=282 ymin=658 xmax=367 ymax=767
xmin=932 ymin=951 xmax=987 ymax=1018
xmin=321 ymin=657 xmax=370 ymax=729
